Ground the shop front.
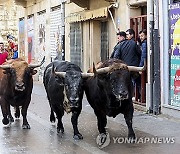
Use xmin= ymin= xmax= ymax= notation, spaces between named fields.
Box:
xmin=169 ymin=0 xmax=180 ymax=108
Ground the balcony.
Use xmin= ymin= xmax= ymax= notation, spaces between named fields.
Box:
xmin=68 ymin=0 xmax=89 ymax=9
xmin=128 ymin=0 xmax=147 ymax=6
xmin=15 ymin=0 xmax=27 ymax=7
xmin=15 ymin=0 xmax=43 ymax=8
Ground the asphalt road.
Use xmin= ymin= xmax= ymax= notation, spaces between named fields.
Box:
xmin=0 ymin=82 xmax=179 ymax=154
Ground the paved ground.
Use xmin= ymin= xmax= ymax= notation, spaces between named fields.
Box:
xmin=0 ymin=82 xmax=179 ymax=154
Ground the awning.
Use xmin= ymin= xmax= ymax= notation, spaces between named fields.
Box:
xmin=66 ymin=7 xmax=108 ymax=23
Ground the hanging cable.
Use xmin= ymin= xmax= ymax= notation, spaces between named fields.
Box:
xmin=108 ymin=7 xmax=118 ymax=33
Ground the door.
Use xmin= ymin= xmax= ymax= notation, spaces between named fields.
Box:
xmin=130 ymin=15 xmax=147 ymax=106
xmin=101 ymin=21 xmax=109 ymax=61
xmin=70 ymin=23 xmax=82 ymax=68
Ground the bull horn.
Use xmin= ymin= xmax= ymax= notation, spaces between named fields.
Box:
xmin=0 ymin=64 xmax=11 ymax=69
xmin=81 ymin=73 xmax=94 ymax=78
xmin=96 ymin=67 xmax=111 ymax=74
xmin=127 ymin=60 xmax=146 ymax=72
xmin=54 ymin=72 xmax=66 ymax=78
xmin=28 ymin=56 xmax=45 ymax=68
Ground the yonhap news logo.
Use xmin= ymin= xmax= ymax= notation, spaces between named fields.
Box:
xmin=112 ymin=137 xmax=175 ymax=144
xmin=96 ymin=134 xmax=175 ymax=149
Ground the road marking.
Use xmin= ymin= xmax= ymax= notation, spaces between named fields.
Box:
xmin=28 ymin=111 xmax=108 ymax=154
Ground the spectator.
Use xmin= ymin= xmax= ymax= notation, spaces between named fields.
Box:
xmin=139 ymin=29 xmax=147 ymax=67
xmin=126 ymin=29 xmax=135 ymax=40
xmin=0 ymin=42 xmax=8 ymax=65
xmin=135 ymin=29 xmax=147 ymax=101
xmin=110 ymin=31 xmax=140 ymax=67
xmin=7 ymin=34 xmax=15 ymax=58
xmin=12 ymin=44 xmax=18 ymax=59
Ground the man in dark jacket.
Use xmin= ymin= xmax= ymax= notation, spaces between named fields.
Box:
xmin=139 ymin=29 xmax=147 ymax=67
xmin=110 ymin=31 xmax=140 ymax=66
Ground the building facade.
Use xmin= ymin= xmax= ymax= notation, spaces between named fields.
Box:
xmin=65 ymin=0 xmax=146 ymax=72
xmin=0 ymin=0 xmax=19 ymax=44
xmin=15 ymin=0 xmax=180 ymax=118
xmin=16 ymin=0 xmax=64 ymax=81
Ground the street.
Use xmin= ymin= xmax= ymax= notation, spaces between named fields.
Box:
xmin=0 ymin=82 xmax=180 ymax=154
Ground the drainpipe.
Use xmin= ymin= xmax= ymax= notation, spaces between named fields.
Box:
xmin=147 ymin=0 xmax=154 ymax=113
xmin=153 ymin=0 xmax=161 ymax=115
xmin=61 ymin=0 xmax=65 ymax=60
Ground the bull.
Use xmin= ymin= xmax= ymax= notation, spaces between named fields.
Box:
xmin=84 ymin=59 xmax=145 ymax=148
xmin=0 ymin=57 xmax=45 ymax=129
xmin=43 ymin=61 xmax=92 ymax=139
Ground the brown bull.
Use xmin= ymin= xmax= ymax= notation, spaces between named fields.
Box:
xmin=0 ymin=57 xmax=44 ymax=128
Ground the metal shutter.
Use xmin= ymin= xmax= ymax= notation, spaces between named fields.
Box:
xmin=70 ymin=23 xmax=82 ymax=68
xmin=101 ymin=22 xmax=109 ymax=62
xmin=50 ymin=5 xmax=62 ymax=61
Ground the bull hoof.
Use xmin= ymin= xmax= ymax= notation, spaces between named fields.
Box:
xmin=22 ymin=124 xmax=31 ymax=129
xmin=2 ymin=118 xmax=9 ymax=125
xmin=50 ymin=114 xmax=55 ymax=123
xmin=128 ymin=134 xmax=136 ymax=143
xmin=73 ymin=133 xmax=83 ymax=140
xmin=50 ymin=117 xmax=55 ymax=123
xmin=96 ymin=132 xmax=110 ymax=149
xmin=128 ymin=133 xmax=136 ymax=139
xmin=15 ymin=112 xmax=20 ymax=118
xmin=57 ymin=127 xmax=64 ymax=134
xmin=8 ymin=116 xmax=14 ymax=123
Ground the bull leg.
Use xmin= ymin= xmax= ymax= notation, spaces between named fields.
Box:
xmin=21 ymin=102 xmax=30 ymax=129
xmin=0 ymin=97 xmax=9 ymax=125
xmin=95 ymin=112 xmax=107 ymax=134
xmin=53 ymin=106 xmax=64 ymax=133
xmin=7 ymin=105 xmax=14 ymax=123
xmin=14 ymin=106 xmax=20 ymax=118
xmin=71 ymin=108 xmax=83 ymax=140
xmin=124 ymin=105 xmax=135 ymax=139
xmin=95 ymin=112 xmax=110 ymax=148
xmin=50 ymin=108 xmax=55 ymax=123
xmin=56 ymin=113 xmax=64 ymax=133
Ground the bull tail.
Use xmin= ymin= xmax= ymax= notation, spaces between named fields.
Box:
xmin=50 ymin=108 xmax=56 ymax=123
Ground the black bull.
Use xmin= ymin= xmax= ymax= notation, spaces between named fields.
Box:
xmin=84 ymin=59 xmax=145 ymax=145
xmin=43 ymin=61 xmax=93 ymax=140
xmin=0 ymin=57 xmax=45 ymax=129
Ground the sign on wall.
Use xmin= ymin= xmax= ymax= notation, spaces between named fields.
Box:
xmin=169 ymin=0 xmax=180 ymax=107
xmin=27 ymin=15 xmax=35 ymax=64
xmin=19 ymin=18 xmax=25 ymax=59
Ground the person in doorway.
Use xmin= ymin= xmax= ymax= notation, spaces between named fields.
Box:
xmin=139 ymin=29 xmax=147 ymax=67
xmin=135 ymin=29 xmax=147 ymax=101
xmin=0 ymin=42 xmax=8 ymax=65
xmin=110 ymin=31 xmax=140 ymax=67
